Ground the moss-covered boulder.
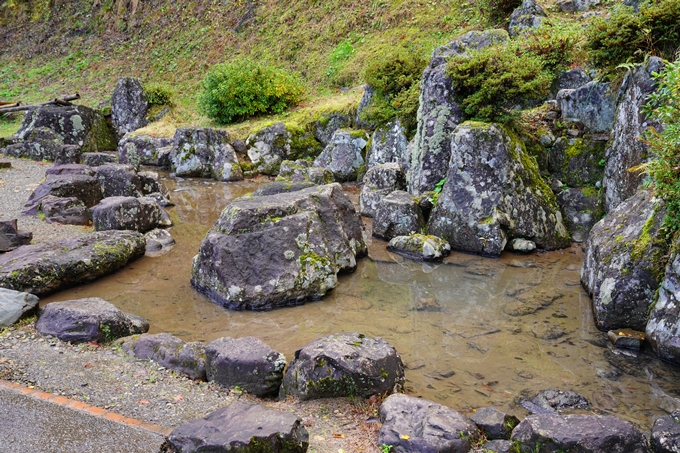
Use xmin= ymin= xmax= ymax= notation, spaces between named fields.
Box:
xmin=191 ymin=184 xmax=367 ymax=310
xmin=508 ymin=0 xmax=547 ymax=37
xmin=281 ymin=332 xmax=404 ymax=401
xmin=556 ymin=187 xmax=603 ymax=243
xmin=581 ymin=189 xmax=668 ymax=331
xmin=547 ymin=136 xmax=606 ymax=187
xmin=110 ymin=77 xmax=149 ymax=138
xmin=276 ymin=159 xmax=334 ymax=185
xmin=170 ymin=128 xmax=243 ymax=182
xmin=3 ymin=127 xmax=64 ymax=162
xmin=427 ymin=121 xmax=570 ymax=257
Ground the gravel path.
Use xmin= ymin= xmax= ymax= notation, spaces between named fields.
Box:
xmin=0 ymin=154 xmax=91 ymax=243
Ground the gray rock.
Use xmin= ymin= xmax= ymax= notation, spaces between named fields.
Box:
xmin=314 ymin=113 xmax=352 ymax=146
xmin=138 ymin=171 xmax=168 ymax=196
xmin=22 ymin=173 xmax=103 ymax=216
xmin=508 ymin=238 xmax=536 ymax=253
xmin=276 ymin=159 xmax=334 ymax=185
xmin=46 ymin=164 xmax=95 ymax=177
xmin=144 ymin=228 xmax=175 ymax=253
xmin=94 ymin=164 xmax=143 ymax=198
xmin=547 ymin=136 xmax=606 ymax=187
xmin=528 ymin=388 xmax=589 ymax=412
xmin=410 ymin=29 xmax=508 ymax=195
xmin=313 ymin=130 xmax=367 ymax=182
xmin=553 ymin=68 xmax=592 ymax=97
xmin=647 ymin=254 xmax=680 ymax=365
xmin=145 ymin=192 xmax=174 ymax=207
xmin=360 ymin=163 xmax=407 ymax=217
xmin=118 ymin=333 xmax=206 ymax=380
xmin=509 ymin=0 xmax=547 ymax=37
xmin=281 ymin=332 xmax=404 ymax=400
xmin=205 ymin=337 xmax=286 ymax=397
xmin=355 ymin=85 xmax=374 ymax=129
xmin=483 ymin=439 xmax=515 ymax=453
xmin=0 ymin=219 xmax=32 ymax=253
xmin=252 ymin=181 xmax=318 ymax=197
xmin=117 ymin=133 xmax=173 ymax=167
xmin=373 ymin=190 xmax=424 ymax=240
xmin=470 ymin=406 xmax=519 ymax=440
xmin=54 ymin=145 xmax=83 ymax=166
xmin=651 ymin=410 xmax=680 ymax=453
xmin=40 ymin=195 xmax=89 ymax=225
xmin=110 ymin=77 xmax=148 ymax=138
xmin=36 ymin=298 xmax=148 ymax=343
xmin=366 ymin=120 xmax=409 ymax=171
xmin=171 ymin=128 xmax=243 ymax=182
xmin=246 ymin=123 xmax=292 ymax=175
xmin=557 ymin=0 xmax=600 ymax=12
xmin=0 ymin=230 xmax=146 ymax=296
xmin=168 ymin=402 xmax=309 ymax=453
xmin=378 ymin=393 xmax=479 ymax=453
xmin=557 ymin=187 xmax=602 ymax=243
xmin=3 ymin=127 xmax=64 ymax=162
xmin=603 ymin=57 xmax=665 ymax=212
xmin=387 ymin=234 xmax=450 ymax=262
xmin=512 ymin=414 xmax=650 ymax=453
xmin=83 ymin=152 xmax=117 ymax=167
xmin=0 ymin=288 xmax=39 ymax=328
xmin=557 ymin=81 xmax=617 ymax=134
xmin=191 ymin=184 xmax=367 ymax=310
xmin=92 ymin=196 xmax=162 ymax=233
xmin=581 ymin=190 xmax=667 ymax=331
xmin=427 ymin=122 xmax=570 ymax=257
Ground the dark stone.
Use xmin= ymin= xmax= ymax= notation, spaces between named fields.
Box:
xmin=557 ymin=81 xmax=617 ymax=134
xmin=651 ymin=410 xmax=680 ymax=453
xmin=547 ymin=136 xmax=606 ymax=187
xmin=509 ymin=0 xmax=547 ymax=37
xmin=0 ymin=230 xmax=146 ymax=296
xmin=36 ymin=297 xmax=148 ymax=343
xmin=40 ymin=195 xmax=89 ymax=225
xmin=191 ymin=184 xmax=367 ymax=311
xmin=355 ymin=85 xmax=374 ymax=129
xmin=92 ymin=196 xmax=162 ymax=233
xmin=313 ymin=130 xmax=368 ymax=182
xmin=252 ymin=181 xmax=318 ymax=197
xmin=0 ymin=219 xmax=32 ymax=253
xmin=483 ymin=439 xmax=515 ymax=453
xmin=118 ymin=333 xmax=206 ymax=380
xmin=54 ymin=145 xmax=83 ymax=166
xmin=0 ymin=288 xmax=39 ymax=328
xmin=647 ymin=253 xmax=680 ymax=364
xmin=144 ymin=228 xmax=175 ymax=254
xmin=470 ymin=406 xmax=519 ymax=440
xmin=276 ymin=160 xmax=334 ymax=185
xmin=4 ymin=127 xmax=63 ymax=161
xmin=138 ymin=171 xmax=168 ymax=196
xmin=46 ymin=164 xmax=95 ymax=177
xmin=94 ymin=164 xmax=143 ymax=198
xmin=366 ymin=120 xmax=409 ymax=171
xmin=22 ymin=174 xmax=103 ymax=216
xmin=387 ymin=234 xmax=451 ymax=262
xmin=83 ymin=152 xmax=117 ymax=167
xmin=110 ymin=77 xmax=148 ymax=138
xmin=525 ymin=389 xmax=589 ymax=413
xmin=314 ymin=113 xmax=351 ymax=146
xmin=373 ymin=190 xmax=424 ymax=241
xmin=232 ymin=139 xmax=247 ymax=154
xmin=170 ymin=128 xmax=243 ymax=181
xmin=359 ymin=162 xmax=407 ymax=218
xmin=205 ymin=337 xmax=286 ymax=397
xmin=281 ymin=332 xmax=404 ymax=401
xmin=378 ymin=393 xmax=479 ymax=453
xmin=168 ymin=402 xmax=309 ymax=453
xmin=556 ymin=187 xmax=602 ymax=243
xmin=117 ymin=133 xmax=173 ymax=167
xmin=512 ymin=414 xmax=650 ymax=453
xmin=608 ymin=328 xmax=644 ymax=350
xmin=552 ymin=68 xmax=592 ymax=97
xmin=0 ymin=162 xmax=11 ymax=169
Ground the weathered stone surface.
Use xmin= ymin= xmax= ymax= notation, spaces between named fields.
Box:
xmin=110 ymin=77 xmax=148 ymax=138
xmin=0 ymin=230 xmax=146 ymax=296
xmin=387 ymin=234 xmax=451 ymax=261
xmin=138 ymin=171 xmax=168 ymax=196
xmin=557 ymin=187 xmax=601 ymax=243
xmin=144 ymin=228 xmax=175 ymax=253
xmin=314 ymin=113 xmax=351 ymax=146
xmin=168 ymin=402 xmax=309 ymax=453
xmin=359 ymin=162 xmax=406 ymax=217
xmin=205 ymin=337 xmax=286 ymax=397
xmin=512 ymin=414 xmax=650 ymax=453
xmin=0 ymin=219 xmax=32 ymax=253
xmin=118 ymin=333 xmax=206 ymax=380
xmin=191 ymin=184 xmax=367 ymax=310
xmin=45 ymin=164 xmax=95 ymax=177
xmin=603 ymin=57 xmax=664 ymax=212
xmin=367 ymin=120 xmax=409 ymax=171
xmin=0 ymin=288 xmax=39 ymax=328
xmin=373 ymin=190 xmax=424 ymax=240
xmin=252 ymin=181 xmax=318 ymax=197
xmin=378 ymin=393 xmax=479 ymax=453
xmin=276 ymin=160 xmax=334 ymax=185
xmin=355 ymin=84 xmax=374 ymax=129
xmin=508 ymin=238 xmax=536 ymax=253
xmin=410 ymin=29 xmax=508 ymax=195
xmin=647 ymin=253 xmax=680 ymax=365
xmin=22 ymin=174 xmax=103 ymax=216
xmin=313 ymin=130 xmax=368 ymax=182
xmin=557 ymin=81 xmax=617 ymax=134
xmin=581 ymin=190 xmax=666 ymax=331
xmin=40 ymin=195 xmax=89 ymax=225
xmin=94 ymin=163 xmax=143 ymax=198
xmin=246 ymin=123 xmax=292 ymax=176
xmin=15 ymin=105 xmax=116 ymax=153
xmin=524 ymin=389 xmax=589 ymax=413
xmin=3 ymin=127 xmax=64 ymax=161
xmin=470 ymin=406 xmax=519 ymax=440
xmin=118 ymin=133 xmax=173 ymax=168
xmin=651 ymin=410 xmax=680 ymax=453
xmin=557 ymin=0 xmax=600 ymax=12
xmin=281 ymin=332 xmax=404 ymax=400
xmin=171 ymin=128 xmax=243 ymax=182
xmin=553 ymin=68 xmax=592 ymax=96
xmin=483 ymin=440 xmax=515 ymax=453
xmin=509 ymin=0 xmax=547 ymax=37
xmin=54 ymin=145 xmax=83 ymax=166
xmin=36 ymin=298 xmax=148 ymax=343
xmin=92 ymin=196 xmax=162 ymax=233
xmin=547 ymin=136 xmax=605 ymax=187
xmin=83 ymin=152 xmax=116 ymax=167
xmin=427 ymin=122 xmax=570 ymax=257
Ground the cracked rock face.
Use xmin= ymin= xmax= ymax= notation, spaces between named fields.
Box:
xmin=170 ymin=128 xmax=243 ymax=182
xmin=366 ymin=120 xmax=410 ymax=171
xmin=313 ymin=130 xmax=368 ymax=182
xmin=647 ymin=255 xmax=680 ymax=366
xmin=110 ymin=77 xmax=149 ymax=138
xmin=359 ymin=162 xmax=407 ymax=217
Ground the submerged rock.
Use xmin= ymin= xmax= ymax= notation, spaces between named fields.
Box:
xmin=281 ymin=332 xmax=404 ymax=400
xmin=359 ymin=162 xmax=406 ymax=217
xmin=0 ymin=288 xmax=39 ymax=328
xmin=387 ymin=234 xmax=450 ymax=262
xmin=313 ymin=129 xmax=368 ymax=182
xmin=118 ymin=333 xmax=206 ymax=380
xmin=556 ymin=187 xmax=602 ymax=243
xmin=191 ymin=184 xmax=366 ymax=310
xmin=170 ymin=128 xmax=243 ymax=182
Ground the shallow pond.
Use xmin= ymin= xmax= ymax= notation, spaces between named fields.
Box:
xmin=42 ymin=176 xmax=680 ymax=430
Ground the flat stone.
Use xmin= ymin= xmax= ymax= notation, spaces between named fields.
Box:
xmin=0 ymin=288 xmax=39 ymax=327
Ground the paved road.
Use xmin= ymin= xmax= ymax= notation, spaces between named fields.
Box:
xmin=0 ymin=387 xmax=168 ymax=453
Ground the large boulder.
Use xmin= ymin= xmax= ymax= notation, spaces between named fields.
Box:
xmin=378 ymin=393 xmax=480 ymax=453
xmin=110 ymin=77 xmax=148 ymax=138
xmin=118 ymin=333 xmax=206 ymax=380
xmin=359 ymin=162 xmax=407 ymax=217
xmin=40 ymin=196 xmax=89 ymax=225
xmin=170 ymin=128 xmax=243 ymax=182
xmin=15 ymin=105 xmax=116 ymax=153
xmin=45 ymin=164 xmax=95 ymax=177
xmin=312 ymin=130 xmax=368 ymax=182
xmin=191 ymin=184 xmax=367 ymax=310
xmin=511 ymin=414 xmax=650 ymax=453
xmin=22 ymin=173 xmax=103 ymax=216
xmin=94 ymin=164 xmax=143 ymax=198
xmin=372 ymin=190 xmax=424 ymax=240
xmin=276 ymin=160 xmax=334 ymax=185
xmin=205 ymin=337 xmax=286 ymax=397
xmin=556 ymin=187 xmax=601 ymax=243
xmin=252 ymin=181 xmax=318 ymax=197
xmin=366 ymin=120 xmax=409 ymax=171
xmin=281 ymin=332 xmax=404 ymax=401
xmin=3 ymin=127 xmax=64 ymax=161
xmin=0 ymin=288 xmax=39 ymax=328
xmin=651 ymin=410 xmax=680 ymax=453
xmin=409 ymin=29 xmax=508 ymax=195
xmin=0 ymin=231 xmax=146 ymax=296
xmin=246 ymin=123 xmax=292 ymax=175
xmin=557 ymin=81 xmax=617 ymax=134
xmin=314 ymin=113 xmax=352 ymax=146
xmin=0 ymin=219 xmax=32 ymax=253
xmin=603 ymin=57 xmax=665 ymax=212
xmin=427 ymin=122 xmax=570 ymax=257
xmin=36 ymin=298 xmax=148 ymax=343
xmin=581 ymin=190 xmax=667 ymax=331
xmin=117 ymin=133 xmax=173 ymax=168
xmin=509 ymin=0 xmax=547 ymax=37
xmin=168 ymin=402 xmax=309 ymax=453
xmin=91 ymin=196 xmax=163 ymax=233
xmin=547 ymin=136 xmax=606 ymax=187
xmin=646 ymin=253 xmax=680 ymax=365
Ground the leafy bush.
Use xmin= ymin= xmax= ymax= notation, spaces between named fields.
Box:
xmin=144 ymin=82 xmax=174 ymax=106
xmin=198 ymin=58 xmax=305 ymax=125
xmin=360 ymin=47 xmax=427 ymax=136
xmin=587 ymin=0 xmax=680 ymax=70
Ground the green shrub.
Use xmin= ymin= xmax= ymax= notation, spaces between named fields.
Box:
xmin=144 ymin=82 xmax=174 ymax=106
xmin=360 ymin=47 xmax=427 ymax=136
xmin=587 ymin=0 xmax=680 ymax=70
xmin=520 ymin=21 xmax=584 ymax=73
xmin=198 ymin=58 xmax=305 ymax=125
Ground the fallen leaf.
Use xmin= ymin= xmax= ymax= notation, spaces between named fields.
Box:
xmin=173 ymin=394 xmax=184 ymax=402
xmin=400 ymin=434 xmax=411 ymax=440
xmin=83 ymin=363 xmax=92 ymax=368
xmin=332 ymin=433 xmax=344 ymax=438
xmin=138 ymin=399 xmax=150 ymax=405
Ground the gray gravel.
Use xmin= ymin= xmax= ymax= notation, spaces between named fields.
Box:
xmin=0 ymin=154 xmax=91 ymax=243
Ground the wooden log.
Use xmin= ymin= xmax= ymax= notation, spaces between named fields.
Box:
xmin=0 ymin=94 xmax=81 ymax=114
xmin=0 ymin=101 xmax=18 ymax=107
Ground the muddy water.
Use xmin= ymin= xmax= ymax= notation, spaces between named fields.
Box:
xmin=42 ymin=176 xmax=680 ymax=430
